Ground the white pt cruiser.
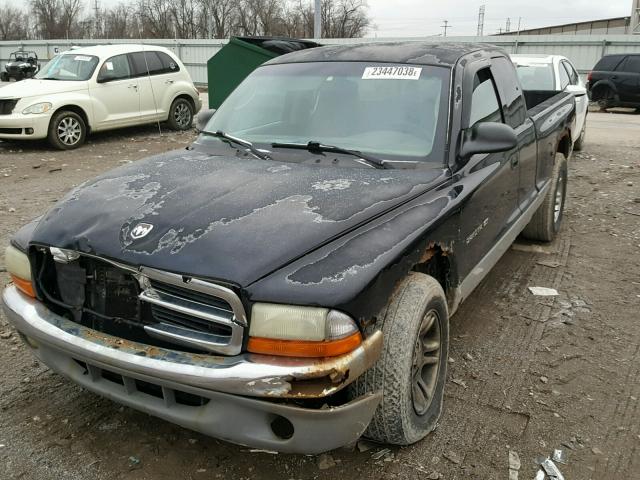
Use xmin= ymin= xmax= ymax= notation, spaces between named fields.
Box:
xmin=0 ymin=44 xmax=202 ymax=149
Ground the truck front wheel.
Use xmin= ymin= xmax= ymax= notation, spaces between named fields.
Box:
xmin=349 ymin=272 xmax=449 ymax=445
xmin=522 ymin=153 xmax=568 ymax=242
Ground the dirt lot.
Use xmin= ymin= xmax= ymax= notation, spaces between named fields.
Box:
xmin=0 ymin=111 xmax=639 ymax=480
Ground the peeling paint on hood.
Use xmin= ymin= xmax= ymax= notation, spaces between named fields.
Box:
xmin=30 ymin=150 xmax=446 ymax=286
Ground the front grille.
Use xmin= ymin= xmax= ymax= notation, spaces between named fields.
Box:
xmin=150 ymin=304 xmax=233 ymax=337
xmin=36 ymin=250 xmax=245 ymax=355
xmin=0 ymin=99 xmax=19 ymax=115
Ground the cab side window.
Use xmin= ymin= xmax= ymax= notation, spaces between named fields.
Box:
xmin=469 ymin=69 xmax=503 ymax=128
xmin=558 ymin=63 xmax=570 ymax=90
xmin=562 ymin=61 xmax=579 ymax=85
xmin=97 ymin=54 xmax=131 ymax=82
xmin=491 ymin=56 xmax=527 ymax=128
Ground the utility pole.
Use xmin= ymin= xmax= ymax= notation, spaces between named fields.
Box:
xmin=94 ymin=0 xmax=100 ymax=38
xmin=441 ymin=20 xmax=450 ymax=37
xmin=497 ymin=27 xmax=503 ymax=35
xmin=314 ymin=0 xmax=322 ymax=38
xmin=477 ymin=5 xmax=485 ymax=37
xmin=505 ymin=17 xmax=511 ymax=33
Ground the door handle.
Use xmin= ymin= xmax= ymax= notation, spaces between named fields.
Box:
xmin=165 ymin=80 xmax=174 ymax=85
xmin=128 ymin=84 xmax=138 ymax=90
xmin=611 ymin=76 xmax=618 ymax=80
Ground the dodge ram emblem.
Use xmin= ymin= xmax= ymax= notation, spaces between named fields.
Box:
xmin=130 ymin=223 xmax=154 ymax=239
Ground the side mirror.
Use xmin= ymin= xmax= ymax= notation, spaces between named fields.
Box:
xmin=565 ymin=84 xmax=587 ymax=97
xmin=96 ymin=76 xmax=113 ymax=84
xmin=459 ymin=122 xmax=518 ymax=161
xmin=196 ymin=108 xmax=216 ymax=132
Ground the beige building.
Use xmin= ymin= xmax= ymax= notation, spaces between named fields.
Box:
xmin=495 ymin=17 xmax=632 ymax=36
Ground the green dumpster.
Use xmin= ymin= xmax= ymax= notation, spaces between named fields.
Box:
xmin=207 ymin=37 xmax=320 ymax=109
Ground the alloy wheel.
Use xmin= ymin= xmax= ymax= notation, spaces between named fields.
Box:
xmin=412 ymin=309 xmax=442 ymax=416
xmin=57 ymin=117 xmax=81 ymax=146
xmin=174 ymin=103 xmax=192 ymax=128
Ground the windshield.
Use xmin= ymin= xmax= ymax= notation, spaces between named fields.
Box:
xmin=36 ymin=54 xmax=99 ymax=81
xmin=204 ymin=62 xmax=450 ymax=163
xmin=514 ymin=63 xmax=555 ymax=90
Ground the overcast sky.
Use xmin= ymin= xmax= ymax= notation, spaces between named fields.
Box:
xmin=364 ymin=0 xmax=633 ymax=37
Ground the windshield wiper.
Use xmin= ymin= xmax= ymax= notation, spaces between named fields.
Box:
xmin=271 ymin=141 xmax=387 ymax=169
xmin=39 ymin=77 xmax=60 ymax=80
xmin=202 ymin=130 xmax=271 ymax=161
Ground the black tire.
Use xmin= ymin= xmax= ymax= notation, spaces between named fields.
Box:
xmin=0 ymin=72 xmax=7 ymax=82
xmin=167 ymin=97 xmax=194 ymax=131
xmin=349 ymin=272 xmax=449 ymax=445
xmin=47 ymin=110 xmax=87 ymax=150
xmin=597 ymin=87 xmax=614 ymax=110
xmin=521 ymin=153 xmax=568 ymax=242
xmin=573 ymin=116 xmax=586 ymax=151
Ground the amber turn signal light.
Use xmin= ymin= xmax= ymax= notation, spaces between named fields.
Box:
xmin=10 ymin=274 xmax=36 ymax=298
xmin=247 ymin=331 xmax=363 ymax=358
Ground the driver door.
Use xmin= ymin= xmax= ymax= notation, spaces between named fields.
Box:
xmin=456 ymin=66 xmax=520 ymax=282
xmin=89 ymin=54 xmax=140 ymax=130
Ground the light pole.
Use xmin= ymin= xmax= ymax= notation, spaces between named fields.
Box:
xmin=314 ymin=0 xmax=322 ymax=38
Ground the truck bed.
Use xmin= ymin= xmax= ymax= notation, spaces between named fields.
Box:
xmin=524 ymin=90 xmax=570 ymax=118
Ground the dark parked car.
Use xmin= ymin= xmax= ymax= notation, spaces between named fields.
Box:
xmin=587 ymin=53 xmax=640 ymax=111
xmin=1 ymin=51 xmax=39 ymax=82
xmin=2 ymin=42 xmax=575 ymax=454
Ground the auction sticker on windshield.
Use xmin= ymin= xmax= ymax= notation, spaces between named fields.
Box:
xmin=362 ymin=66 xmax=422 ymax=80
xmin=74 ymin=56 xmax=93 ymax=62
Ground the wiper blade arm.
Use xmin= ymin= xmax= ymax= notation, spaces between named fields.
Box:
xmin=202 ymin=130 xmax=271 ymax=160
xmin=271 ymin=141 xmax=387 ymax=169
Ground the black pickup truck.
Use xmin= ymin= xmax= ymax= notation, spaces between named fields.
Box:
xmin=2 ymin=43 xmax=575 ymax=454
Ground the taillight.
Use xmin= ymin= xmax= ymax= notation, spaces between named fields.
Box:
xmin=587 ymin=71 xmax=592 ymax=83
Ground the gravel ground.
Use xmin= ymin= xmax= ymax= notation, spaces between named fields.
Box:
xmin=0 ymin=110 xmax=639 ymax=480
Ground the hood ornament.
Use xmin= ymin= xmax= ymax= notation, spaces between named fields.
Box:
xmin=130 ymin=223 xmax=154 ymax=240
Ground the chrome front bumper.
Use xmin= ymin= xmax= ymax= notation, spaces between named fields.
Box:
xmin=1 ymin=286 xmax=383 ymax=453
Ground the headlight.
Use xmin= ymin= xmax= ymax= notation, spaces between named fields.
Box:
xmin=4 ymin=245 xmax=35 ymax=298
xmin=22 ymin=102 xmax=53 ymax=114
xmin=247 ymin=303 xmax=362 ymax=357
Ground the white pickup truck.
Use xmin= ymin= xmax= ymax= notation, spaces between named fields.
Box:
xmin=511 ymin=54 xmax=588 ymax=151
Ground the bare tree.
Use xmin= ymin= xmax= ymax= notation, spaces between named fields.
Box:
xmin=171 ymin=0 xmax=199 ymax=38
xmin=102 ymin=3 xmax=135 ymax=38
xmin=325 ymin=0 xmax=369 ymax=38
xmin=9 ymin=0 xmax=369 ymax=40
xmin=0 ymin=3 xmax=29 ymax=40
xmin=198 ymin=0 xmax=237 ymax=38
xmin=30 ymin=0 xmax=85 ymax=38
xmin=137 ymin=0 xmax=174 ymax=38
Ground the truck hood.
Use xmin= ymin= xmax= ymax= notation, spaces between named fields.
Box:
xmin=30 ymin=150 xmax=446 ymax=286
xmin=0 ymin=79 xmax=87 ymax=99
